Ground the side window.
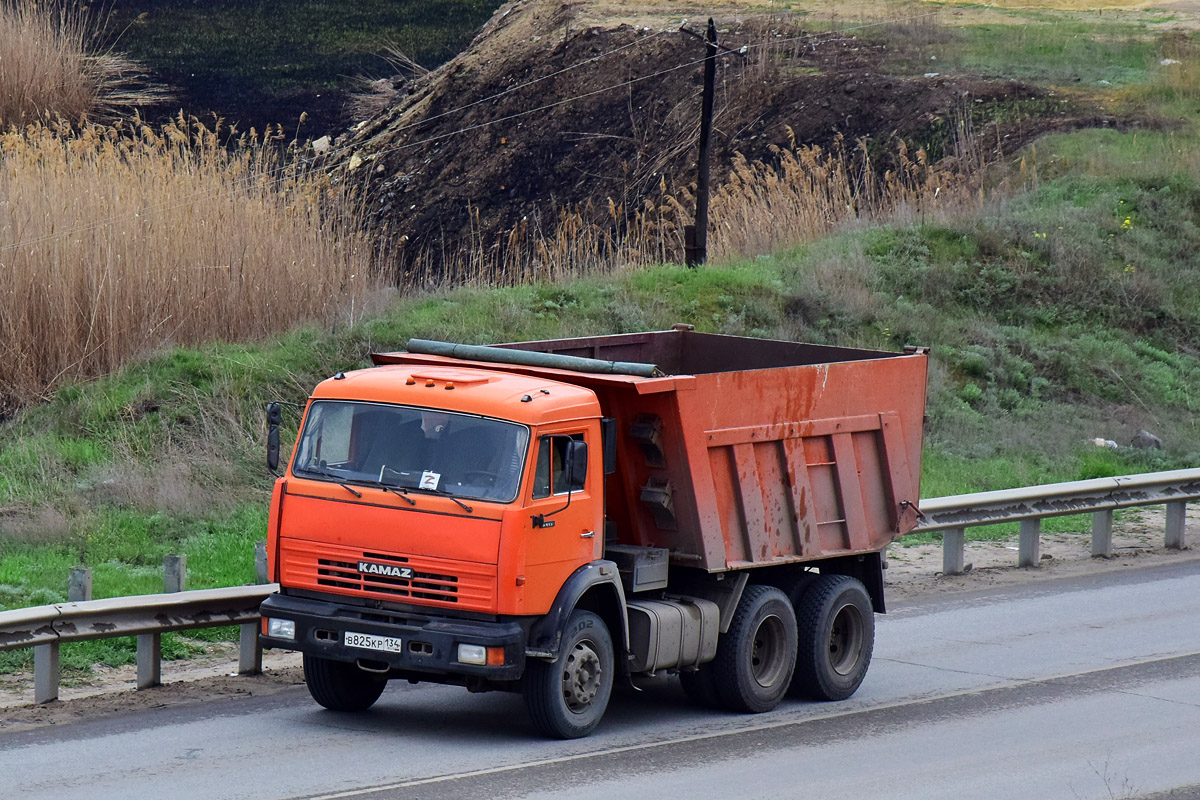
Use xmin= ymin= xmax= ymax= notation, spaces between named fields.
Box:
xmin=531 ymin=434 xmax=585 ymax=499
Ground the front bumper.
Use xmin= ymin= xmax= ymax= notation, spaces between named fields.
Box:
xmin=260 ymin=592 xmax=526 ymax=681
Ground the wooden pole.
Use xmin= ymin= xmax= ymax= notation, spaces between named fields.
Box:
xmin=687 ymin=18 xmax=718 ymax=267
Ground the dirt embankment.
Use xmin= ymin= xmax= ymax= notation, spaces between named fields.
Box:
xmin=330 ymin=0 xmax=1119 ymax=272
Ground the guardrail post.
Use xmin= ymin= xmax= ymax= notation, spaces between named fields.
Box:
xmin=1166 ymin=501 xmax=1187 ymax=549
xmin=1091 ymin=510 xmax=1114 ymax=558
xmin=164 ymin=554 xmax=187 ymax=593
xmin=34 ymin=642 xmax=60 ymax=704
xmin=254 ymin=540 xmax=269 ymax=584
xmin=137 ymin=633 xmax=162 ymax=689
xmin=1019 ymin=519 xmax=1041 ymax=567
xmin=942 ymin=527 xmax=965 ymax=575
xmin=68 ymin=568 xmax=93 ymax=602
xmin=239 ymin=622 xmax=263 ymax=675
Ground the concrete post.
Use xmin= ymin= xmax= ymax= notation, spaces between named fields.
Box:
xmin=254 ymin=540 xmax=269 ymax=585
xmin=137 ymin=633 xmax=161 ymax=689
xmin=34 ymin=641 xmax=60 ymax=704
xmin=1091 ymin=509 xmax=1114 ymax=558
xmin=942 ymin=527 xmax=966 ymax=575
xmin=1019 ymin=518 xmax=1041 ymax=567
xmin=1166 ymin=501 xmax=1186 ymax=550
xmin=239 ymin=622 xmax=263 ymax=675
xmin=164 ymin=554 xmax=187 ymax=593
xmin=68 ymin=568 xmax=93 ymax=602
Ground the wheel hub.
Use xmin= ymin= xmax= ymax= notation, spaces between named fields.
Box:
xmin=828 ymin=603 xmax=864 ymax=676
xmin=751 ymin=614 xmax=788 ymax=689
xmin=561 ymin=641 xmax=602 ymax=711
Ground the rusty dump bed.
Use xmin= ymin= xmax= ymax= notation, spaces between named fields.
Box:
xmin=374 ymin=329 xmax=928 ymax=572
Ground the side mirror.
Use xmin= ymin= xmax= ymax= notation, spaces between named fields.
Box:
xmin=266 ymin=402 xmax=283 ymax=473
xmin=564 ymin=439 xmax=587 ymax=490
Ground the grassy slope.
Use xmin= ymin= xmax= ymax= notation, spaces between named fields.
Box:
xmin=4 ymin=4 xmax=1200 ymax=673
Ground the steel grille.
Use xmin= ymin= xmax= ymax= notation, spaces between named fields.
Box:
xmin=316 ymin=558 xmax=460 ymax=602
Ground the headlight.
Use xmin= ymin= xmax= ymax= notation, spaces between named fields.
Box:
xmin=267 ymin=618 xmax=296 ymax=640
xmin=457 ymin=644 xmax=487 ymax=665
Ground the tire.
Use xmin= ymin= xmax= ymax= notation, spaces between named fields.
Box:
xmin=711 ymin=584 xmax=797 ymax=713
xmin=790 ymin=573 xmax=874 ymax=701
xmin=523 ymin=610 xmax=614 ymax=739
xmin=678 ymin=663 xmax=722 ymax=709
xmin=303 ymin=654 xmax=388 ymax=712
xmin=781 ymin=570 xmax=818 ymax=608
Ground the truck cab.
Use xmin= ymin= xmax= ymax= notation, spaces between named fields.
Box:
xmin=261 ymin=364 xmax=627 ymax=735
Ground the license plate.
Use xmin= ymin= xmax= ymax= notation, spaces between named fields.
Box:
xmin=344 ymin=631 xmax=403 ymax=653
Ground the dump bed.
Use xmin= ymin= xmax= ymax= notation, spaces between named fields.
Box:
xmin=374 ymin=329 xmax=928 ymax=572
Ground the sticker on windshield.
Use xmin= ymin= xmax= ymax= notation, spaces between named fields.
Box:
xmin=420 ymin=471 xmax=441 ymax=491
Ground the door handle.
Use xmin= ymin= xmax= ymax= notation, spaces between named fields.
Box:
xmin=581 ymin=530 xmax=595 ymax=539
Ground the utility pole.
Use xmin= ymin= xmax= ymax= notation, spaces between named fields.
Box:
xmin=685 ymin=18 xmax=718 ymax=268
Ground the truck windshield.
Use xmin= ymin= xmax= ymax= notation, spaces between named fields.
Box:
xmin=292 ymin=401 xmax=530 ymax=504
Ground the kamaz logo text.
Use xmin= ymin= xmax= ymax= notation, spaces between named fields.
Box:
xmin=357 ymin=561 xmax=414 ymax=579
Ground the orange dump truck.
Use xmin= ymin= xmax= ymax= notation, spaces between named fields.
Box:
xmin=260 ymin=327 xmax=928 ymax=738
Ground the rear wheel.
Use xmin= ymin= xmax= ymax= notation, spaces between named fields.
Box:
xmin=523 ymin=609 xmax=614 ymax=739
xmin=303 ymin=654 xmax=388 ymax=711
xmin=711 ymin=584 xmax=797 ymax=713
xmin=790 ymin=574 xmax=874 ymax=701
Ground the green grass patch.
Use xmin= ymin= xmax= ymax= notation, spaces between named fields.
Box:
xmin=954 ymin=22 xmax=1156 ymax=86
xmin=868 ymin=15 xmax=1166 ymax=88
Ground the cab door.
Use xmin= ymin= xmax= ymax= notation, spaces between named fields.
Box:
xmin=521 ymin=427 xmax=602 ymax=613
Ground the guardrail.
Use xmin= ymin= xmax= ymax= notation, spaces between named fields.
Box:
xmin=1 ymin=469 xmax=1196 ymax=707
xmin=0 ymin=585 xmax=275 ymax=704
xmin=913 ymin=467 xmax=1200 ymax=574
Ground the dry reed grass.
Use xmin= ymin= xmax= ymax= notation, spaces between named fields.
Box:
xmin=401 ymin=130 xmax=980 ymax=288
xmin=0 ymin=0 xmax=168 ymax=127
xmin=348 ymin=44 xmax=431 ymax=124
xmin=0 ymin=118 xmax=379 ymax=414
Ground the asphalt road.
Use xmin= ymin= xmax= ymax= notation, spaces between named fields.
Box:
xmin=3 ymin=560 xmax=1199 ymax=800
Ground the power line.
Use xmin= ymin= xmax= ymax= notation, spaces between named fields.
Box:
xmin=0 ymin=12 xmax=940 ymax=258
xmin=328 ymin=14 xmax=942 ymax=168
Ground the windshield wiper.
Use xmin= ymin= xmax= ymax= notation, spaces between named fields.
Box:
xmin=383 ymin=485 xmax=417 ymax=505
xmin=297 ymin=466 xmax=362 ymax=498
xmin=372 ymin=466 xmax=418 ymax=505
xmin=410 ymin=485 xmax=473 ymax=513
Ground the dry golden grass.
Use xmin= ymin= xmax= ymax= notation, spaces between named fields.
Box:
xmin=0 ymin=118 xmax=379 ymax=413
xmin=402 ymin=130 xmax=979 ymax=287
xmin=0 ymin=0 xmax=168 ymax=127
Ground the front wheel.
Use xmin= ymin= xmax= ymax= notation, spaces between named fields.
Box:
xmin=303 ymin=654 xmax=388 ymax=711
xmin=790 ymin=573 xmax=874 ymax=701
xmin=523 ymin=609 xmax=614 ymax=739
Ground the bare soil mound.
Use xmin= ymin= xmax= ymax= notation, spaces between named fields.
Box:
xmin=332 ymin=0 xmax=1120 ymax=271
